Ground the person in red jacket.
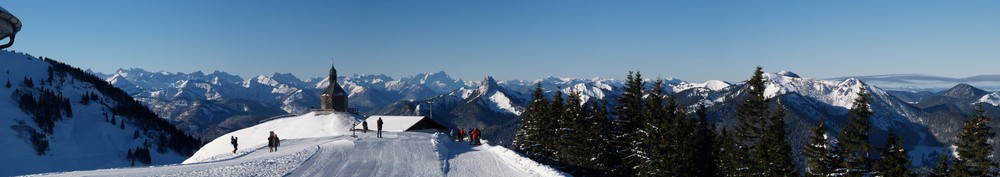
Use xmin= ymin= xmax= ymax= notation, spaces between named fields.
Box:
xmin=468 ymin=128 xmax=476 ymax=145
xmin=458 ymin=128 xmax=465 ymax=142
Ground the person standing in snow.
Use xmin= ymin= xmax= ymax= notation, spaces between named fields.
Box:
xmin=362 ymin=120 xmax=368 ymax=133
xmin=376 ymin=117 xmax=384 ymax=138
xmin=268 ymin=131 xmax=279 ymax=152
xmin=475 ymin=128 xmax=482 ymax=145
xmin=468 ymin=128 xmax=475 ymax=145
xmin=230 ymin=136 xmax=238 ymax=154
xmin=458 ymin=128 xmax=465 ymax=142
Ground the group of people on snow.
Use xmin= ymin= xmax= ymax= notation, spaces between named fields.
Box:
xmin=227 ymin=131 xmax=281 ymax=154
xmin=358 ymin=117 xmax=385 ymax=138
xmin=452 ymin=128 xmax=482 ymax=145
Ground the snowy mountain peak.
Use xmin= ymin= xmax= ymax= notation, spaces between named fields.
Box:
xmin=480 ymin=76 xmax=500 ymax=91
xmin=776 ymin=70 xmax=800 ymax=78
xmin=976 ymin=92 xmax=1000 ymax=106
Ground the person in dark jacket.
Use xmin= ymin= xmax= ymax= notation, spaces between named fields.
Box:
xmin=468 ymin=128 xmax=475 ymax=145
xmin=268 ymin=131 xmax=280 ymax=152
xmin=376 ymin=117 xmax=384 ymax=138
xmin=362 ymin=120 xmax=368 ymax=133
xmin=230 ymin=136 xmax=238 ymax=154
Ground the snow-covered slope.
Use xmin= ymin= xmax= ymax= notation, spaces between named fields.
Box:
xmin=32 ymin=112 xmax=565 ymax=177
xmin=0 ymin=51 xmax=197 ymax=176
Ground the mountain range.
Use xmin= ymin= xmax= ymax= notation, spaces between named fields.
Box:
xmin=88 ymin=67 xmax=1000 ymax=170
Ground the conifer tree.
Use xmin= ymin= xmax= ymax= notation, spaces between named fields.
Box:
xmin=837 ymin=86 xmax=874 ymax=176
xmin=755 ymin=104 xmax=797 ymax=176
xmin=953 ymin=106 xmax=998 ymax=176
xmin=873 ymin=131 xmax=911 ymax=177
xmin=932 ymin=154 xmax=950 ymax=177
xmin=694 ymin=103 xmax=720 ymax=177
xmin=120 ymin=119 xmax=125 ymax=129
xmin=5 ymin=78 xmax=10 ymax=88
xmin=615 ymin=71 xmax=644 ymax=176
xmin=733 ymin=66 xmax=770 ymax=175
xmin=558 ymin=90 xmax=587 ymax=165
xmin=805 ymin=117 xmax=836 ymax=176
xmin=515 ymin=83 xmax=550 ymax=161
xmin=636 ymin=79 xmax=666 ymax=176
xmin=716 ymin=128 xmax=748 ymax=177
xmin=548 ymin=88 xmax=565 ymax=162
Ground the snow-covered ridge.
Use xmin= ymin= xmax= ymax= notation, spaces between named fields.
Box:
xmin=976 ymin=92 xmax=1000 ymax=106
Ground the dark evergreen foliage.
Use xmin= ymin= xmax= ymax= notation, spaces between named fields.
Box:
xmin=932 ymin=154 xmax=950 ymax=177
xmin=804 ymin=117 xmax=837 ymax=176
xmin=514 ymin=83 xmax=552 ymax=161
xmin=952 ymin=106 xmax=998 ymax=176
xmin=615 ymin=71 xmax=644 ymax=176
xmin=873 ymin=131 xmax=911 ymax=177
xmin=837 ymin=86 xmax=874 ymax=176
xmin=693 ymin=103 xmax=720 ymax=177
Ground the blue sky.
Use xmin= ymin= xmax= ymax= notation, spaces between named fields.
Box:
xmin=5 ymin=1 xmax=1000 ymax=82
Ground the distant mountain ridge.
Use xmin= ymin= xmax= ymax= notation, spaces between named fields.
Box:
xmin=830 ymin=74 xmax=1000 ymax=92
xmin=95 ymin=68 xmax=1000 ymax=170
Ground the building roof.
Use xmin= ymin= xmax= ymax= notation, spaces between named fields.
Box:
xmin=353 ymin=115 xmax=448 ymax=132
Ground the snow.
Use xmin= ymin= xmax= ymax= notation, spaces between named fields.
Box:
xmin=352 ymin=115 xmax=430 ymax=132
xmin=29 ymin=112 xmax=565 ymax=177
xmin=488 ymin=92 xmax=523 ymax=116
xmin=0 ymin=51 xmax=189 ymax=176
xmin=975 ymin=92 xmax=1000 ymax=106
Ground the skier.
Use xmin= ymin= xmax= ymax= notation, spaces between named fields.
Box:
xmin=458 ymin=128 xmax=465 ymax=142
xmin=377 ymin=117 xmax=384 ymax=138
xmin=230 ymin=136 xmax=238 ymax=154
xmin=362 ymin=120 xmax=368 ymax=133
xmin=449 ymin=129 xmax=455 ymax=141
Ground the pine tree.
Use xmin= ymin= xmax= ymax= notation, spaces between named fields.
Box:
xmin=558 ymin=90 xmax=586 ymax=165
xmin=733 ymin=66 xmax=770 ymax=175
xmin=716 ymin=128 xmax=748 ymax=177
xmin=120 ymin=119 xmax=125 ymax=129
xmin=932 ymin=154 xmax=950 ymax=177
xmin=953 ymin=106 xmax=998 ymax=176
xmin=873 ymin=131 xmax=911 ymax=177
xmin=694 ymin=103 xmax=720 ymax=177
xmin=636 ymin=79 xmax=666 ymax=176
xmin=837 ymin=86 xmax=874 ymax=176
xmin=755 ymin=104 xmax=797 ymax=176
xmin=805 ymin=117 xmax=836 ymax=176
xmin=614 ymin=71 xmax=644 ymax=176
xmin=5 ymin=78 xmax=10 ymax=88
xmin=549 ymin=88 xmax=565 ymax=163
xmin=515 ymin=83 xmax=549 ymax=161
xmin=587 ymin=99 xmax=614 ymax=175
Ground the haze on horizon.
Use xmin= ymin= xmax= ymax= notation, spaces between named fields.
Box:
xmin=5 ymin=1 xmax=1000 ymax=82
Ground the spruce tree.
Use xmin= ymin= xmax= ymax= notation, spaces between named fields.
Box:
xmin=932 ymin=154 xmax=950 ymax=177
xmin=587 ymin=99 xmax=614 ymax=174
xmin=733 ymin=66 xmax=770 ymax=175
xmin=5 ymin=78 xmax=10 ymax=88
xmin=558 ymin=90 xmax=587 ymax=165
xmin=694 ymin=103 xmax=720 ymax=177
xmin=805 ymin=117 xmax=836 ymax=177
xmin=837 ymin=86 xmax=874 ymax=176
xmin=953 ymin=106 xmax=998 ymax=176
xmin=636 ymin=79 xmax=666 ymax=176
xmin=615 ymin=71 xmax=644 ymax=176
xmin=514 ymin=83 xmax=550 ymax=161
xmin=755 ymin=104 xmax=797 ymax=176
xmin=873 ymin=131 xmax=911 ymax=177
xmin=716 ymin=128 xmax=748 ymax=177
xmin=548 ymin=88 xmax=565 ymax=162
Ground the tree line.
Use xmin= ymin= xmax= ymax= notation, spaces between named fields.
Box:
xmin=514 ymin=67 xmax=997 ymax=176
